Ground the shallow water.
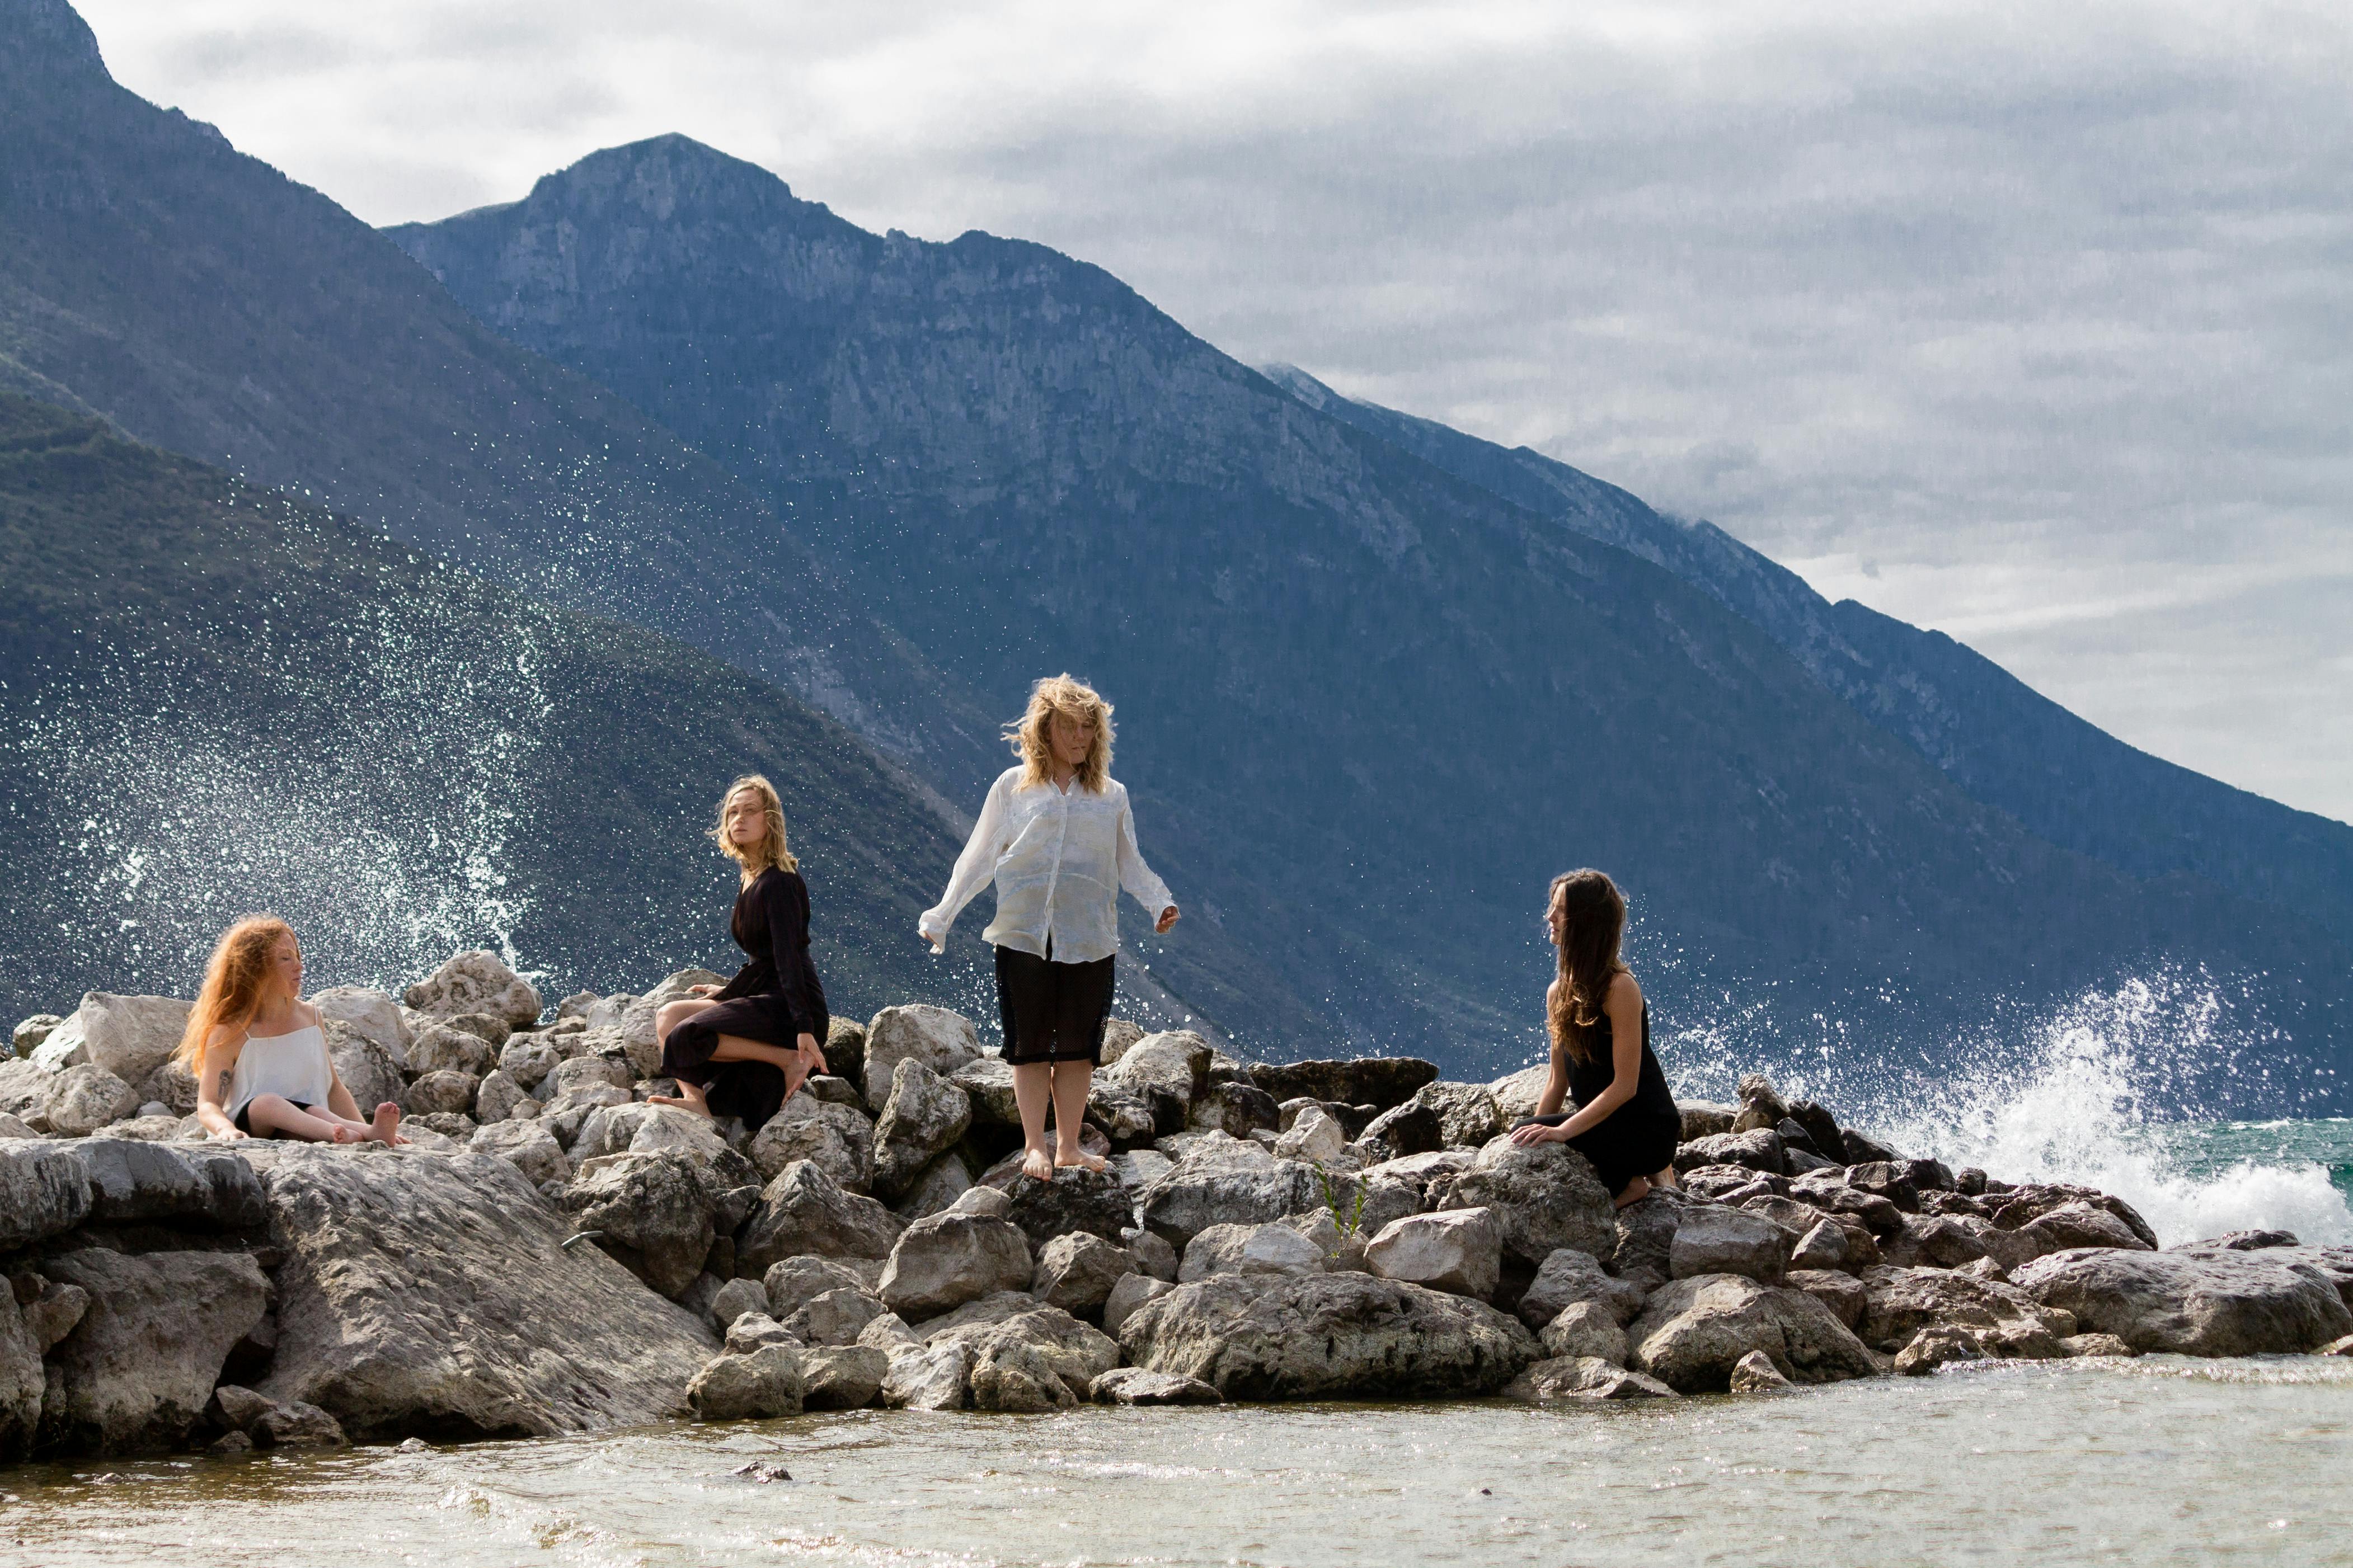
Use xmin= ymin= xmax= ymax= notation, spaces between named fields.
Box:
xmin=7 ymin=1358 xmax=2351 ymax=1568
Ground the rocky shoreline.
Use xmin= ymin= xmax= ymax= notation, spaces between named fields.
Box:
xmin=3 ymin=950 xmax=2350 ymax=1462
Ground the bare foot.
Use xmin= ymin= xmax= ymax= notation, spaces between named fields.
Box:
xmin=1055 ymin=1148 xmax=1109 ymax=1174
xmin=371 ymin=1102 xmax=404 ymax=1145
xmin=1020 ymin=1147 xmax=1056 ymax=1182
xmin=647 ymin=1093 xmax=715 ymax=1118
xmin=329 ymin=1121 xmax=362 ymax=1144
xmin=1612 ymin=1175 xmax=1652 ymax=1209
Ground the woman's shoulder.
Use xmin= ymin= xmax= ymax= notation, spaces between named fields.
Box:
xmin=1607 ymin=969 xmax=1643 ymax=1006
xmin=753 ymin=864 xmax=806 ymax=892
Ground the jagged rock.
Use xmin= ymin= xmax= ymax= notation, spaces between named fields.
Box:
xmin=722 ymin=1311 xmax=801 ymax=1353
xmin=1180 ymin=1219 xmax=1332 ymax=1283
xmin=961 ymin=1307 xmax=1121 ymax=1411
xmin=1502 ymin=1354 xmax=1678 ymax=1402
xmin=1518 ymin=1247 xmax=1650 ymax=1328
xmin=915 ymin=1289 xmax=1041 ymax=1341
xmin=1670 ymin=1206 xmax=1790 ymax=1284
xmin=1358 ymin=1101 xmax=1445 ymax=1159
xmin=409 ymin=1112 xmax=478 ymax=1141
xmin=470 ymin=1119 xmax=573 ymax=1188
xmin=246 ymin=1144 xmax=711 ymax=1438
xmin=438 ymin=1012 xmax=513 ymax=1050
xmin=252 ymin=1399 xmax=349 ymax=1448
xmin=1882 ymin=1215 xmax=1997 ymax=1270
xmin=995 ymin=1164 xmax=1135 ymax=1246
xmin=1103 ymin=1030 xmax=1213 ymax=1132
xmin=818 ymin=1018 xmax=868 ymax=1098
xmin=1790 ymin=1219 xmax=1850 ymax=1272
xmin=0 ymin=1058 xmax=53 ymax=1120
xmin=879 ymin=1211 xmax=1033 ymax=1322
xmin=1 ymin=1289 xmax=46 ymax=1459
xmin=761 ymin=1256 xmax=875 ymax=1319
xmin=1486 ymin=1064 xmax=1552 ymax=1124
xmin=11 ymin=1013 xmax=64 ymax=1056
xmin=1091 ymin=1367 xmax=1222 ymax=1404
xmin=881 ymin=1339 xmax=973 ymax=1410
xmin=403 ymin=952 xmax=543 ymax=1027
xmin=1099 ymin=1019 xmax=1146 ymax=1065
xmin=1087 ymin=1082 xmax=1158 ymax=1145
xmin=2013 ymin=1247 xmax=2353 ymax=1355
xmin=1120 ymin=1271 xmax=1537 ymax=1399
xmin=2062 ymin=1332 xmax=2139 ymax=1357
xmin=1845 ymin=1160 xmax=1925 ymax=1211
xmin=861 ymin=1006 xmax=982 ymax=1112
xmin=1103 ymin=1273 xmax=1175 ymax=1336
xmin=38 ymin=1247 xmax=270 ymax=1454
xmin=1365 ymin=1207 xmax=1501 ymax=1298
xmin=1140 ymin=1133 xmax=1314 ymax=1245
xmin=137 ymin=1056 xmax=199 ymax=1116
xmin=497 ymin=1036 xmax=562 ymax=1093
xmin=20 ymin=1278 xmax=91 ymax=1353
xmin=1033 ymin=1232 xmax=1134 ymax=1315
xmin=0 ymin=1111 xmax=39 ymax=1140
xmin=783 ymin=1287 xmax=887 ymax=1347
xmin=950 ymin=1185 xmax=1016 ymax=1220
xmin=317 ymin=1025 xmax=402 ymax=1114
xmin=871 ymin=1058 xmax=973 ymax=1201
xmin=1410 ymin=1082 xmax=1504 ymax=1148
xmin=562 ymin=1151 xmax=717 ymax=1298
xmin=403 ymin=1070 xmax=480 ymax=1117
xmin=894 ymin=1151 xmax=973 ymax=1219
xmin=1730 ymin=1347 xmax=1794 ymax=1391
xmin=1784 ymin=1100 xmax=1845 ymax=1163
xmin=800 ymin=1345 xmax=890 ymax=1410
xmin=2018 ymin=1201 xmax=2153 ymax=1255
xmin=473 ymin=1068 xmax=528 ymax=1124
xmin=1857 ymin=1266 xmax=2075 ymax=1355
xmin=1786 ymin=1268 xmax=1867 ymax=1328
xmin=59 ymin=1137 xmax=266 ymax=1228
xmin=1895 ymin=1324 xmax=1986 ymax=1376
xmin=43 ymin=1063 xmax=140 ymax=1136
xmin=1248 ymin=1057 xmax=1438 ymax=1111
xmin=571 ymin=1103 xmax=755 ymax=1192
xmin=1187 ymin=1080 xmax=1283 ymax=1139
xmin=1541 ymin=1300 xmax=1630 ymax=1364
xmin=546 ymin=1053 xmax=632 ymax=1099
xmin=1675 ymin=1129 xmax=1785 ymax=1175
xmin=1273 ymin=1106 xmax=1350 ymax=1163
xmin=1627 ymin=1274 xmax=1877 ymax=1392
xmin=748 ymin=1096 xmax=876 ymax=1191
xmin=740 ymin=1158 xmax=908 ymax=1272
xmin=1434 ymin=1135 xmax=1615 ymax=1268
xmin=407 ymin=1024 xmax=497 ymax=1080
xmin=949 ymin=1056 xmax=1020 ymax=1126
xmin=708 ymin=1277 xmax=768 ymax=1330
xmin=30 ymin=993 xmax=192 ymax=1086
xmin=688 ymin=1344 xmax=804 ymax=1420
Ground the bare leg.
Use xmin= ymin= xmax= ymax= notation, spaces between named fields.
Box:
xmin=245 ymin=1093 xmax=372 ymax=1144
xmin=654 ymin=998 xmax=716 ymax=1051
xmin=1650 ymin=1165 xmax=1679 ymax=1190
xmin=651 ymin=1035 xmax=803 ymax=1118
xmin=1050 ymin=1061 xmax=1106 ymax=1171
xmin=650 ymin=1078 xmax=710 ymax=1114
xmin=1011 ymin=1062 xmax=1056 ymax=1181
xmin=369 ymin=1102 xmax=403 ymax=1144
xmin=1612 ymin=1174 xmax=1652 ymax=1209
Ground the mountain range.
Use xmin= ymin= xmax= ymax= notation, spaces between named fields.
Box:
xmin=3 ymin=0 xmax=2346 ymax=1104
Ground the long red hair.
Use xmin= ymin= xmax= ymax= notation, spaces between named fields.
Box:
xmin=174 ymin=915 xmax=299 ymax=1066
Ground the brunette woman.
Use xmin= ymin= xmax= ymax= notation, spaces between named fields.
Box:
xmin=1507 ymin=869 xmax=1680 ymax=1207
xmin=650 ymin=775 xmax=828 ymax=1133
xmin=182 ymin=915 xmax=405 ymax=1144
xmin=919 ymin=675 xmax=1178 ymax=1181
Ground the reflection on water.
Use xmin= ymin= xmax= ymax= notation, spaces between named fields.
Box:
xmin=4 ymin=1359 xmax=2349 ymax=1567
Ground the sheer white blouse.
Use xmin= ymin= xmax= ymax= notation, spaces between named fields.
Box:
xmin=919 ymin=766 xmax=1176 ymax=964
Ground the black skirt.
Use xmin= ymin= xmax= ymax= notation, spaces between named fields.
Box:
xmin=995 ymin=944 xmax=1116 ymax=1065
xmin=1515 ymin=1109 xmax=1681 ymax=1198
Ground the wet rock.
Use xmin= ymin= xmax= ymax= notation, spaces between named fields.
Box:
xmin=1102 ymin=1273 xmax=1175 ymax=1336
xmin=688 ymin=1344 xmax=804 ymax=1420
xmin=749 ymin=1096 xmax=876 ymax=1192
xmin=61 ymin=1137 xmax=265 ymax=1228
xmin=1784 ymin=1100 xmax=1846 ymax=1164
xmin=0 ymin=1292 xmax=47 ymax=1458
xmin=1669 ymin=1206 xmax=1790 ymax=1284
xmin=871 ymin=1058 xmax=973 ymax=1202
xmin=1092 ymin=1367 xmax=1222 ymax=1404
xmin=737 ymin=1160 xmax=907 ymax=1272
xmin=2013 ymin=1247 xmax=2353 ymax=1356
xmin=962 ymin=1307 xmax=1121 ymax=1411
xmin=1121 ymin=1271 xmax=1538 ymax=1399
xmin=1365 ymin=1207 xmax=1501 ymax=1298
xmin=783 ymin=1287 xmax=887 ymax=1348
xmin=30 ymin=994 xmax=193 ymax=1086
xmin=562 ymin=1151 xmax=717 ymax=1298
xmin=762 ymin=1256 xmax=877 ymax=1319
xmin=800 ymin=1344 xmax=889 ymax=1410
xmin=1786 ymin=1268 xmax=1867 ymax=1329
xmin=403 ymin=952 xmax=543 ymax=1028
xmin=878 ymin=1211 xmax=1033 ymax=1322
xmin=1501 ymin=1354 xmax=1678 ymax=1402
xmin=1627 ymin=1275 xmax=1877 ymax=1392
xmin=880 ymin=1339 xmax=973 ymax=1410
xmin=252 ymin=1399 xmax=348 ymax=1448
xmin=1248 ymin=1057 xmax=1438 ymax=1111
xmin=2062 ymin=1332 xmax=2139 ymax=1357
xmin=1895 ymin=1324 xmax=1986 ymax=1376
xmin=20 ymin=1278 xmax=91 ymax=1353
xmin=1857 ymin=1266 xmax=2074 ymax=1355
xmin=1032 ymin=1232 xmax=1134 ymax=1315
xmin=1730 ymin=1348 xmax=1794 ymax=1391
xmin=1882 ymin=1215 xmax=1995 ymax=1271
xmin=43 ymin=1064 xmax=140 ymax=1136
xmin=894 ymin=1151 xmax=974 ymax=1220
xmin=1434 ymin=1135 xmax=1615 ymax=1269
xmin=247 ymin=1144 xmax=711 ymax=1439
xmin=39 ymin=1247 xmax=270 ymax=1454
xmin=1675 ymin=1129 xmax=1785 ymax=1176
xmin=1988 ymin=1184 xmax=2159 ymax=1249
xmin=861 ymin=1006 xmax=982 ymax=1113
xmin=403 ymin=1070 xmax=480 ymax=1118
xmin=1540 ymin=1300 xmax=1629 ymax=1364
xmin=1518 ymin=1247 xmax=1650 ymax=1329
xmin=2018 ymin=1202 xmax=2153 ymax=1255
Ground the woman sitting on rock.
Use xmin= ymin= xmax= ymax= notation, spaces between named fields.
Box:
xmin=919 ymin=674 xmax=1179 ymax=1181
xmin=1508 ymin=869 xmax=1680 ymax=1208
xmin=182 ymin=915 xmax=405 ymax=1143
xmin=650 ymin=774 xmax=828 ymax=1133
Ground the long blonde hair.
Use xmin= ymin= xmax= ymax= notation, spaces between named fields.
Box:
xmin=1007 ymin=674 xmax=1114 ymax=792
xmin=711 ymin=774 xmax=797 ymax=882
xmin=175 ymin=915 xmax=299 ymax=1066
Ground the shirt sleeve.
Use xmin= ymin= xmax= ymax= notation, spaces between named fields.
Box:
xmin=766 ymin=873 xmax=825 ymax=1040
xmin=919 ymin=773 xmax=1013 ymax=947
xmin=1115 ymin=787 xmax=1175 ymax=916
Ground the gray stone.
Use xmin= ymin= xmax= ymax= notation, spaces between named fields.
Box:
xmin=1120 ymin=1271 xmax=1538 ymax=1399
xmin=545 ymin=1053 xmax=632 ymax=1099
xmin=1102 ymin=1030 xmax=1214 ymax=1132
xmin=406 ymin=1024 xmax=498 ymax=1080
xmin=326 ymin=1028 xmax=404 ymax=1114
xmin=857 ymin=1312 xmax=920 ymax=1350
xmin=403 ymin=951 xmax=543 ymax=1027
xmin=439 ymin=1012 xmax=514 ymax=1050
xmin=1272 ymin=1105 xmax=1351 ymax=1163
xmin=722 ymin=1312 xmax=802 ymax=1354
xmin=1628 ymin=1274 xmax=1878 ymax=1392
xmin=1187 ymin=1080 xmax=1284 ymax=1139
xmin=1248 ymin=1057 xmax=1438 ymax=1110
xmin=710 ymin=1278 xmax=768 ymax=1330
xmin=879 ymin=1211 xmax=1034 ymax=1322
xmin=880 ymin=1339 xmax=973 ymax=1410
xmin=63 ymin=1137 xmax=265 ymax=1228
xmin=783 ymin=1287 xmax=888 ymax=1347
xmin=737 ymin=1160 xmax=907 ymax=1272
xmin=1125 ymin=1227 xmax=1180 ymax=1281
xmin=0 ymin=1138 xmax=93 ymax=1249
xmin=917 ymin=1290 xmax=1043 ymax=1342
xmin=1895 ymin=1324 xmax=1987 ymax=1376
xmin=948 ymin=1185 xmax=1015 ymax=1220
xmin=893 ymin=1150 xmax=973 ymax=1220
xmin=402 ymin=1070 xmax=480 ymax=1118
xmin=950 ymin=1056 xmax=1021 ymax=1126
xmin=1541 ymin=1300 xmax=1630 ymax=1364
xmin=1485 ymin=1065 xmax=1553 ymax=1125
xmin=1180 ymin=1219 xmax=1333 ymax=1283
xmin=252 ymin=1399 xmax=349 ymax=1448
xmin=2062 ymin=1332 xmax=2139 ymax=1357
xmin=1032 ymin=1232 xmax=1134 ymax=1315
xmin=469 ymin=1119 xmax=573 ymax=1187
xmin=762 ymin=1256 xmax=877 ymax=1319
xmin=800 ymin=1344 xmax=890 ymax=1410
xmin=472 ymin=1068 xmax=528 ymax=1124
xmin=2018 ymin=1201 xmax=2154 ymax=1255
xmin=0 ymin=1289 xmax=47 ymax=1459
xmin=1435 ymin=1135 xmax=1615 ymax=1268
xmin=497 ymin=1036 xmax=562 ymax=1093
xmin=1669 ymin=1206 xmax=1790 ymax=1284
xmin=871 ymin=1058 xmax=973 ymax=1201
xmin=31 ymin=994 xmax=192 ymax=1086
xmin=1856 ymin=1266 xmax=2075 ymax=1356
xmin=2013 ymin=1247 xmax=2353 ymax=1356
xmin=312 ymin=988 xmax=414 ymax=1067
xmin=39 ymin=1247 xmax=270 ymax=1454
xmin=1519 ymin=1247 xmax=1650 ymax=1328
xmin=1411 ymin=1082 xmax=1505 ymax=1148
xmin=1102 ymin=1272 xmax=1175 ymax=1337
xmin=687 ymin=1344 xmax=804 ymax=1420
xmin=997 ymin=1164 xmax=1139 ymax=1247
xmin=1099 ymin=1019 xmax=1146 ymax=1065
xmin=11 ymin=1014 xmax=65 ymax=1057
xmin=1091 ymin=1367 xmax=1222 ymax=1405
xmin=1790 ymin=1219 xmax=1850 ymax=1272
xmin=43 ymin=1063 xmax=140 ymax=1136
xmin=561 ymin=1151 xmax=717 ymax=1299
xmin=861 ymin=1005 xmax=982 ymax=1112
xmin=138 ymin=1057 xmax=199 ymax=1116
xmin=0 ymin=1058 xmax=54 ymax=1120
xmin=20 ymin=1279 xmax=91 ymax=1354
xmin=1882 ymin=1215 xmax=1997 ymax=1271
xmin=1675 ymin=1129 xmax=1786 ymax=1175
xmin=1786 ymin=1269 xmax=1868 ymax=1329
xmin=1730 ymin=1348 xmax=1795 ymax=1391
xmin=1139 ymin=1131 xmax=1401 ymax=1247
xmin=1087 ymin=1082 xmax=1159 ymax=1145
xmin=1358 ymin=1101 xmax=1446 ymax=1159
xmin=1365 ymin=1207 xmax=1501 ymax=1298
xmin=1501 ymin=1354 xmax=1679 ymax=1402
xmin=950 ymin=1306 xmax=1126 ymax=1411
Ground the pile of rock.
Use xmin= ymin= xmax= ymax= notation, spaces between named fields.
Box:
xmin=4 ymin=957 xmax=2349 ymax=1463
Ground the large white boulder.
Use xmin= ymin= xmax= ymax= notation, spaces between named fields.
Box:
xmin=1364 ymin=1207 xmax=1502 ymax=1298
xmin=403 ymin=952 xmax=543 ymax=1027
xmin=31 ymin=993 xmax=192 ymax=1086
xmin=860 ymin=1006 xmax=981 ymax=1113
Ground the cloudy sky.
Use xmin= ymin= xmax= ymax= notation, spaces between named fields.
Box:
xmin=76 ymin=0 xmax=2353 ymax=821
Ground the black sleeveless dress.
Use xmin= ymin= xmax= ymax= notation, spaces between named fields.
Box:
xmin=659 ymin=866 xmax=829 ymax=1134
xmin=1517 ymin=1001 xmax=1681 ymax=1198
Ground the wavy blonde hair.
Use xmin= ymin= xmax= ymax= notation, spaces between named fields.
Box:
xmin=710 ymin=774 xmax=797 ymax=882
xmin=175 ymin=915 xmax=299 ymax=1066
xmin=1007 ymin=674 xmax=1114 ymax=792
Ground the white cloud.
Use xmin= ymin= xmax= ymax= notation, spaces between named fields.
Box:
xmin=72 ymin=0 xmax=2353 ymax=820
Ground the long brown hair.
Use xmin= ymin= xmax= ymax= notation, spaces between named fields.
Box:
xmin=1546 ymin=869 xmax=1627 ymax=1064
xmin=1007 ymin=674 xmax=1114 ymax=793
xmin=175 ymin=915 xmax=299 ymax=1066
xmin=711 ymin=774 xmax=797 ymax=882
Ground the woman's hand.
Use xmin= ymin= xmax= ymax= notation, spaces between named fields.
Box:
xmin=1156 ymin=904 xmax=1181 ymax=934
xmin=688 ymin=983 xmax=720 ymax=997
xmin=1509 ymin=1120 xmax=1567 ymax=1147
xmin=798 ymin=1032 xmax=828 ymax=1076
xmin=211 ymin=1126 xmax=250 ymax=1142
xmin=917 ymin=922 xmax=943 ymax=950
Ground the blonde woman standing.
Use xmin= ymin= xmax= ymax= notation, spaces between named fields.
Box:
xmin=651 ymin=775 xmax=828 ymax=1134
xmin=920 ymin=675 xmax=1179 ymax=1180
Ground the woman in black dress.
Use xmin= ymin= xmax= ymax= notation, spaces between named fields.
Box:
xmin=1507 ymin=868 xmax=1682 ymax=1208
xmin=649 ymin=775 xmax=828 ymax=1133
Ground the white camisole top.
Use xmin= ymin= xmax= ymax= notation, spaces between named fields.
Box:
xmin=227 ymin=1023 xmax=335 ymax=1117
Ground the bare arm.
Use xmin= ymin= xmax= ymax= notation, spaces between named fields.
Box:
xmin=1524 ymin=974 xmax=1643 ymax=1143
xmin=194 ymin=1031 xmax=244 ymax=1139
xmin=1532 ymin=1049 xmax=1571 ymax=1119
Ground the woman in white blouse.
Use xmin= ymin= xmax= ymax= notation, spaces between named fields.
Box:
xmin=920 ymin=674 xmax=1179 ymax=1180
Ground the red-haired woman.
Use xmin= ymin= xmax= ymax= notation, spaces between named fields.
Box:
xmin=1508 ymin=869 xmax=1681 ymax=1208
xmin=920 ymin=674 xmax=1178 ymax=1181
xmin=181 ymin=916 xmax=405 ymax=1143
xmin=650 ymin=775 xmax=828 ymax=1133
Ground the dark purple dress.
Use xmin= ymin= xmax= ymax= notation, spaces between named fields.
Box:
xmin=659 ymin=866 xmax=829 ymax=1133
